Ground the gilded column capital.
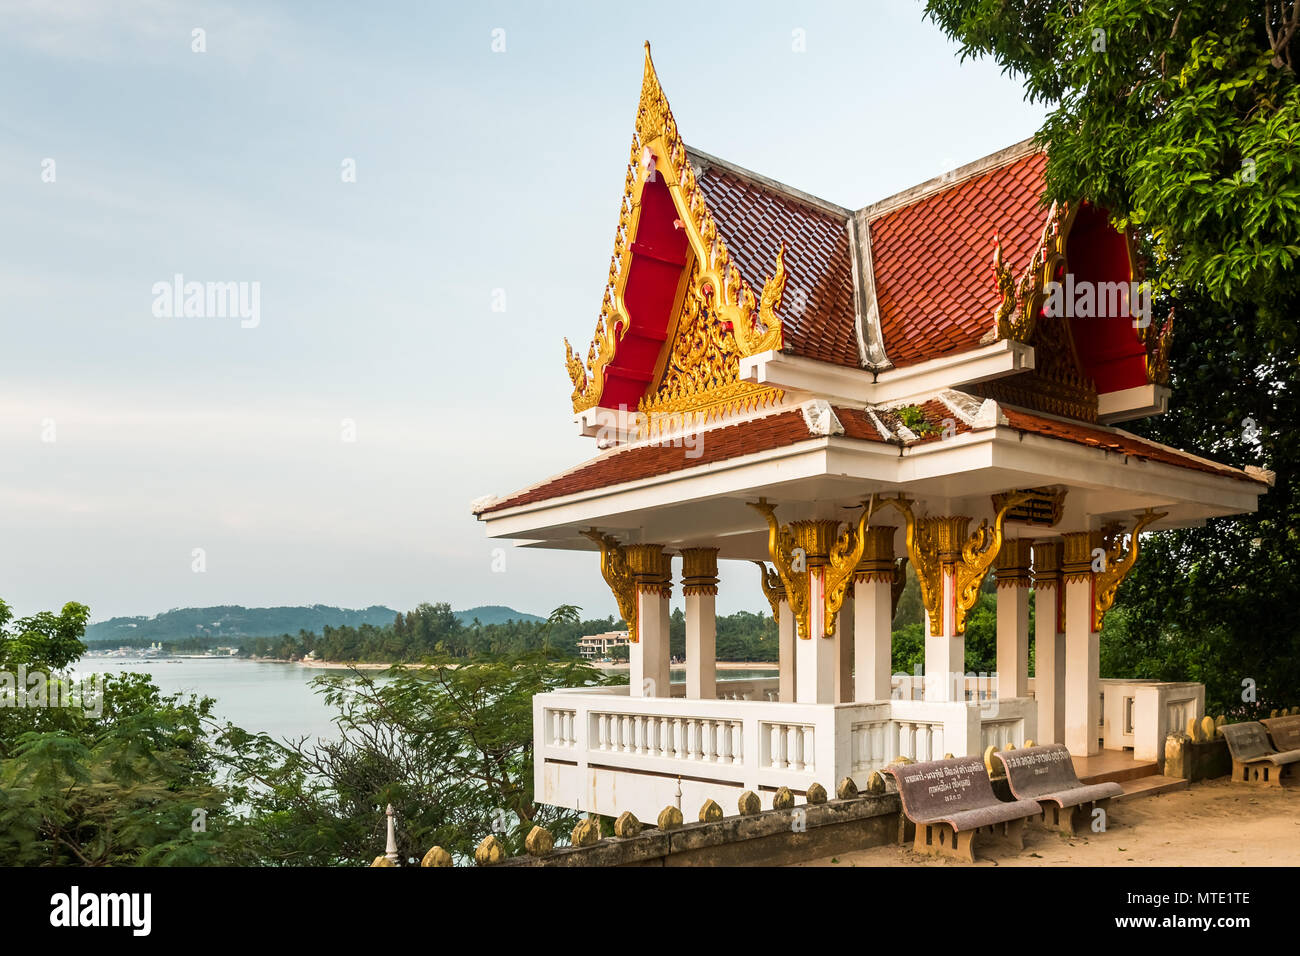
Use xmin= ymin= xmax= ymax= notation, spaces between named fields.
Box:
xmin=681 ymin=547 xmax=719 ymax=596
xmin=994 ymin=538 xmax=1033 ymax=588
xmin=1061 ymin=530 xmax=1101 ymax=582
xmin=854 ymin=525 xmax=898 ymax=582
xmin=788 ymin=519 xmax=841 ymax=568
xmin=626 ymin=543 xmax=673 ymax=597
xmin=1031 ymin=539 xmax=1063 ymax=588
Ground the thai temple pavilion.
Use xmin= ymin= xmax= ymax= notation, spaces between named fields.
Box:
xmin=472 ymin=46 xmax=1271 ymax=820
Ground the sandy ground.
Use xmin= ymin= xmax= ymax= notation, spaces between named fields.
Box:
xmin=791 ymin=778 xmax=1300 ymax=867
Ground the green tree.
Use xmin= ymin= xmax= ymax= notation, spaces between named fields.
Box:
xmin=924 ymin=0 xmax=1300 ymax=715
xmin=215 ymin=646 xmax=613 ymax=864
xmin=0 ymin=598 xmax=233 ymax=865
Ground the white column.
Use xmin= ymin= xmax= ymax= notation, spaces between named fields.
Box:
xmin=634 ymin=589 xmax=671 ymax=698
xmin=682 ymin=547 xmax=718 ymax=700
xmin=994 ymin=539 xmax=1031 ymax=700
xmin=1062 ymin=532 xmax=1100 ymax=755
xmin=796 ymin=569 xmax=836 ymax=703
xmin=1035 ymin=583 xmax=1066 ymax=744
xmin=835 ymin=596 xmax=854 ymax=703
xmin=924 ymin=567 xmax=963 ymax=702
xmin=628 ymin=545 xmax=671 ymax=699
xmin=853 ymin=575 xmax=894 ymax=702
xmin=996 ymin=586 xmax=1030 ymax=698
xmin=685 ymin=592 xmax=715 ymax=699
xmin=778 ymin=600 xmax=795 ymax=703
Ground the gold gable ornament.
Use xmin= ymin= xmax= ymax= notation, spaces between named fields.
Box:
xmin=638 ymin=258 xmax=782 ymax=437
xmin=565 ymin=43 xmax=787 ymax=416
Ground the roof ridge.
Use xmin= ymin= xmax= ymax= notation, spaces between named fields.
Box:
xmin=685 ymin=146 xmax=852 ymax=220
xmin=858 ymin=137 xmax=1043 ymax=222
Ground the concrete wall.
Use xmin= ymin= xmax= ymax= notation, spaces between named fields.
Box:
xmin=498 ymin=792 xmax=902 ymax=867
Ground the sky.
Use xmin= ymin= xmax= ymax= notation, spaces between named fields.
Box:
xmin=1 ymin=0 xmax=1046 ymax=624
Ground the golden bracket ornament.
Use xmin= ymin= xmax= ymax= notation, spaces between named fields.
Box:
xmin=822 ymin=496 xmax=876 ymax=639
xmin=954 ymin=492 xmax=1034 ymax=635
xmin=747 ymin=498 xmax=810 ymax=640
xmin=875 ymin=493 xmax=1031 ymax=636
xmin=580 ymin=528 xmax=638 ymax=642
xmin=872 ymin=496 xmax=941 ymax=637
xmin=749 ymin=497 xmax=876 ymax=640
xmin=1092 ymin=508 xmax=1166 ymax=631
xmin=890 ymin=557 xmax=908 ymax=620
xmin=752 ymin=560 xmax=785 ymax=623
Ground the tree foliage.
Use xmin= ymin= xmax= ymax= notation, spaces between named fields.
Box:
xmin=925 ymin=0 xmax=1300 ymax=715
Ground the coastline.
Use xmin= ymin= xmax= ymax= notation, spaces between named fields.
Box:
xmin=590 ymin=660 xmax=777 ymax=670
xmin=242 ymin=657 xmax=779 ymax=671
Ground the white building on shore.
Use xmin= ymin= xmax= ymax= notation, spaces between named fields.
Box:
xmin=576 ymin=631 xmax=631 ymax=661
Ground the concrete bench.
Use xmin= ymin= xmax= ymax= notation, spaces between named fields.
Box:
xmin=1262 ymin=715 xmax=1300 ymax=753
xmin=884 ymin=756 xmax=1042 ymax=862
xmin=1221 ymin=721 xmax=1300 ymax=787
xmin=995 ymin=744 xmax=1123 ymax=834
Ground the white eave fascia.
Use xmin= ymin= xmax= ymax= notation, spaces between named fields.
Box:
xmin=1096 ymin=384 xmax=1172 ymax=424
xmin=739 ymin=338 xmax=1035 ymax=407
xmin=990 ymin=425 xmax=1266 ymax=514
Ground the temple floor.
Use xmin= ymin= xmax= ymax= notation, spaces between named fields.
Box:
xmin=790 ymin=777 xmax=1299 ymax=867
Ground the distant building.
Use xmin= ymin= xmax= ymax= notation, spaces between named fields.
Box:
xmin=576 ymin=631 xmax=630 ymax=660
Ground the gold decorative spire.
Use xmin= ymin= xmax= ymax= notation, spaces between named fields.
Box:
xmin=565 ymin=43 xmax=787 ymax=415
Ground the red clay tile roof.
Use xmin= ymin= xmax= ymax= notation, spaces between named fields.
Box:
xmin=694 ymin=163 xmax=859 ymax=368
xmin=477 ymin=397 xmax=1260 ymax=516
xmin=868 ymin=151 xmax=1049 ymax=367
xmin=998 ymin=407 xmax=1263 ymax=483
xmin=478 ymin=411 xmax=820 ymax=514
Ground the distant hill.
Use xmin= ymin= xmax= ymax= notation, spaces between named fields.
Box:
xmin=454 ymin=605 xmax=545 ymax=626
xmin=85 ymin=605 xmax=400 ymax=643
xmin=85 ymin=603 xmax=543 ymax=643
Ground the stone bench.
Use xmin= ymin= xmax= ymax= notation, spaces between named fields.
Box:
xmin=995 ymin=744 xmax=1123 ymax=834
xmin=884 ymin=756 xmax=1042 ymax=862
xmin=1221 ymin=721 xmax=1300 ymax=787
xmin=1262 ymin=715 xmax=1300 ymax=753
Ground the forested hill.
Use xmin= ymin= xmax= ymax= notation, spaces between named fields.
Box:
xmin=85 ymin=604 xmax=543 ymax=644
xmin=455 ymin=605 xmax=545 ymax=626
xmin=85 ymin=605 xmax=400 ymax=643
